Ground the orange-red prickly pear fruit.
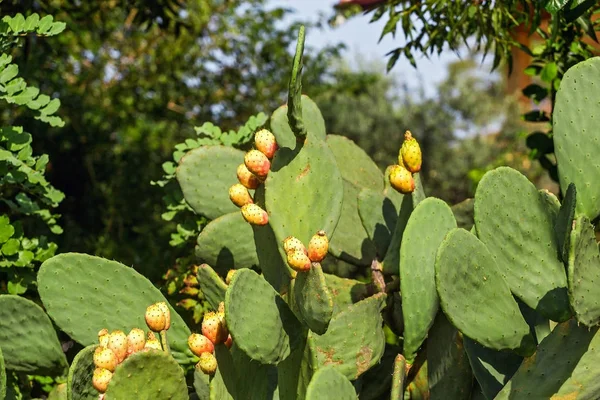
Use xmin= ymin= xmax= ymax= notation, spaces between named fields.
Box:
xmin=400 ymin=130 xmax=422 ymax=173
xmin=145 ymin=303 xmax=167 ymax=332
xmin=283 ymin=236 xmax=307 ymax=255
xmin=254 ymin=129 xmax=278 ymax=159
xmin=188 ymin=333 xmax=215 ymax=356
xmin=307 ymin=230 xmax=328 ymax=262
xmin=237 ymin=163 xmax=261 ymax=190
xmin=197 ymin=352 xmax=218 ymax=375
xmin=244 ymin=150 xmax=271 ymax=179
xmin=229 ymin=184 xmax=253 ymax=207
xmin=202 ymin=311 xmax=229 ymax=345
xmin=389 ymin=165 xmax=415 ymax=194
xmin=241 ymin=204 xmax=269 ymax=226
xmin=287 ymin=249 xmax=311 ymax=272
xmin=92 ymin=368 xmax=113 ymax=393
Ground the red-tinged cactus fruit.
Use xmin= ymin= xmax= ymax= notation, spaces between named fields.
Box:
xmin=241 ymin=203 xmax=269 ymax=226
xmin=307 ymin=230 xmax=329 ymax=262
xmin=229 ymin=183 xmax=254 ymax=207
xmin=180 ymin=286 xmax=199 ymax=296
xmin=254 ymin=129 xmax=278 ymax=159
xmin=183 ymin=274 xmax=199 ymax=287
xmin=107 ymin=330 xmax=128 ymax=363
xmin=400 ymin=130 xmax=422 ymax=173
xmin=244 ymin=150 xmax=271 ymax=179
xmin=127 ymin=328 xmax=146 ymax=355
xmin=197 ymin=352 xmax=218 ymax=375
xmin=92 ymin=367 xmax=113 ymax=393
xmin=287 ymin=249 xmax=311 ymax=272
xmin=283 ymin=236 xmax=307 ymax=255
xmin=202 ymin=311 xmax=229 ymax=344
xmin=156 ymin=302 xmax=171 ymax=330
xmin=188 ymin=333 xmax=215 ymax=356
xmin=98 ymin=328 xmax=109 ymax=347
xmin=93 ymin=347 xmax=118 ymax=372
xmin=389 ymin=164 xmax=415 ymax=194
xmin=225 ymin=269 xmax=237 ymax=285
xmin=225 ymin=334 xmax=233 ymax=349
xmin=237 ymin=163 xmax=261 ymax=190
xmin=145 ymin=303 xmax=167 ymax=332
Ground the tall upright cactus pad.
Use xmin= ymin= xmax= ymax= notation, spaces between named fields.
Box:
xmin=292 ymin=263 xmax=334 ymax=334
xmin=381 ymin=195 xmax=414 ymax=274
xmin=435 ymin=229 xmax=535 ymax=356
xmin=325 ymin=135 xmax=383 ymax=191
xmin=358 ymin=187 xmax=402 ymax=259
xmin=176 ymin=145 xmax=245 ymax=220
xmin=197 ymin=263 xmax=227 ymax=310
xmin=251 ymin=222 xmax=293 ymax=293
xmin=568 ymin=215 xmax=600 ymax=326
xmin=305 ymin=366 xmax=358 ymax=400
xmin=225 ymin=269 xmax=302 ymax=364
xmin=67 ymin=345 xmax=98 ymax=400
xmin=400 ymin=198 xmax=456 ymax=362
xmin=104 ymin=350 xmax=187 ymax=400
xmin=474 ymin=167 xmax=571 ymax=322
xmin=270 ymin=96 xmax=326 ymax=149
xmin=0 ymin=295 xmax=67 ymax=375
xmin=553 ymin=57 xmax=600 ymax=221
xmin=496 ymin=320 xmax=600 ymax=399
xmin=38 ymin=253 xmax=194 ymax=364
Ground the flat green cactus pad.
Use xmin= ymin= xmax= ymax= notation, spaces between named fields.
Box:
xmin=276 ymin=334 xmax=313 ymax=400
xmin=195 ymin=212 xmax=258 ymax=274
xmin=270 ymin=95 xmax=326 ymax=149
xmin=323 ymin=274 xmax=369 ymax=315
xmin=554 ymin=57 xmax=600 ymax=221
xmin=225 ymin=269 xmax=302 ymax=364
xmin=356 ymin=345 xmax=401 ymax=400
xmin=357 ymin=187 xmax=403 ymax=259
xmin=568 ymin=215 xmax=600 ymax=327
xmin=176 ymin=145 xmax=245 ymax=220
xmin=325 ymin=135 xmax=383 ymax=191
xmin=0 ymin=295 xmax=67 ymax=375
xmin=474 ymin=167 xmax=571 ymax=322
xmin=67 ymin=345 xmax=98 ymax=400
xmin=306 ymin=366 xmax=358 ymax=400
xmin=435 ymin=229 xmax=535 ymax=356
xmin=292 ymin=263 xmax=334 ymax=334
xmin=197 ymin=263 xmax=227 ymax=310
xmin=381 ymin=194 xmax=414 ymax=274
xmin=400 ymin=198 xmax=456 ymax=362
xmin=48 ymin=383 xmax=67 ymax=400
xmin=38 ymin=253 xmax=194 ymax=364
xmin=451 ymin=198 xmax=474 ymax=230
xmin=496 ymin=320 xmax=600 ymax=399
xmin=251 ymin=220 xmax=293 ymax=293
xmin=193 ymin=368 xmax=210 ymax=400
xmin=555 ymin=183 xmax=576 ymax=263
xmin=104 ymin=350 xmax=187 ymax=400
xmin=0 ymin=347 xmax=6 ymax=400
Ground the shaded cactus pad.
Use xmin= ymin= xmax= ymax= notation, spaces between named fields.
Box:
xmin=306 ymin=366 xmax=358 ymax=400
xmin=67 ymin=345 xmax=99 ymax=400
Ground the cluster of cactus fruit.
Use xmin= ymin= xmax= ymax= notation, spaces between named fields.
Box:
xmin=2 ymin=26 xmax=600 ymax=400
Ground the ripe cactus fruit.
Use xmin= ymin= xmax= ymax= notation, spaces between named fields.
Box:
xmin=188 ymin=333 xmax=215 ymax=356
xmin=283 ymin=236 xmax=307 ymax=255
xmin=307 ymin=230 xmax=328 ymax=262
xmin=237 ymin=163 xmax=261 ymax=189
xmin=107 ymin=330 xmax=128 ymax=363
xmin=197 ymin=352 xmax=218 ymax=375
xmin=155 ymin=302 xmax=171 ymax=330
xmin=93 ymin=346 xmax=118 ymax=372
xmin=244 ymin=149 xmax=271 ymax=179
xmin=202 ymin=311 xmax=229 ymax=344
xmin=229 ymin=183 xmax=254 ymax=207
xmin=145 ymin=303 xmax=167 ymax=332
xmin=241 ymin=203 xmax=269 ymax=226
xmin=287 ymin=249 xmax=311 ymax=272
xmin=400 ymin=130 xmax=422 ymax=173
xmin=98 ymin=328 xmax=109 ymax=347
xmin=254 ymin=129 xmax=278 ymax=159
xmin=389 ymin=164 xmax=415 ymax=194
xmin=92 ymin=367 xmax=113 ymax=393
xmin=127 ymin=328 xmax=146 ymax=355
xmin=144 ymin=334 xmax=162 ymax=350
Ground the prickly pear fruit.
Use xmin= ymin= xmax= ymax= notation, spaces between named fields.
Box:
xmin=93 ymin=347 xmax=118 ymax=372
xmin=241 ymin=203 xmax=269 ymax=226
xmin=244 ymin=149 xmax=271 ymax=179
xmin=287 ymin=249 xmax=311 ymax=272
xmin=400 ymin=130 xmax=422 ymax=173
xmin=218 ymin=301 xmax=225 ymax=315
xmin=225 ymin=334 xmax=233 ymax=349
xmin=389 ymin=164 xmax=415 ymax=194
xmin=127 ymin=328 xmax=146 ymax=355
xmin=92 ymin=367 xmax=113 ymax=393
xmin=188 ymin=333 xmax=215 ymax=356
xmin=98 ymin=328 xmax=109 ymax=347
xmin=155 ymin=302 xmax=171 ymax=330
xmin=237 ymin=163 xmax=261 ymax=189
xmin=307 ymin=230 xmax=328 ymax=262
xmin=107 ymin=330 xmax=128 ymax=363
xmin=254 ymin=129 xmax=278 ymax=159
xmin=283 ymin=236 xmax=307 ymax=255
xmin=144 ymin=337 xmax=162 ymax=350
xmin=229 ymin=183 xmax=254 ymax=207
xmin=145 ymin=303 xmax=167 ymax=332
xmin=225 ymin=269 xmax=237 ymax=285
xmin=197 ymin=352 xmax=218 ymax=375
xmin=202 ymin=311 xmax=229 ymax=344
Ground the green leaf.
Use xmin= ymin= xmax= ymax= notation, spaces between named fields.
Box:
xmin=0 ymin=217 xmax=14 ymax=243
xmin=36 ymin=15 xmax=54 ymax=34
xmin=23 ymin=14 xmax=40 ymax=32
xmin=1 ymin=238 xmax=20 ymax=256
xmin=6 ymin=14 xmax=25 ymax=34
xmin=540 ymin=62 xmax=558 ymax=83
xmin=0 ymin=64 xmax=18 ymax=84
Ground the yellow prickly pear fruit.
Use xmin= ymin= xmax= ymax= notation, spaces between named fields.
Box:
xmin=229 ymin=183 xmax=253 ymax=207
xmin=93 ymin=347 xmax=118 ymax=372
xmin=197 ymin=352 xmax=218 ymax=375
xmin=283 ymin=236 xmax=307 ymax=255
xmin=287 ymin=249 xmax=311 ymax=272
xmin=241 ymin=203 xmax=269 ymax=226
xmin=254 ymin=129 xmax=278 ymax=159
xmin=389 ymin=165 xmax=415 ymax=194
xmin=107 ymin=330 xmax=128 ymax=363
xmin=307 ymin=230 xmax=328 ymax=262
xmin=244 ymin=150 xmax=271 ymax=179
xmin=188 ymin=333 xmax=214 ymax=356
xmin=156 ymin=302 xmax=171 ymax=330
xmin=225 ymin=269 xmax=237 ymax=285
xmin=127 ymin=328 xmax=146 ymax=355
xmin=98 ymin=328 xmax=109 ymax=347
xmin=400 ymin=130 xmax=422 ymax=173
xmin=92 ymin=368 xmax=113 ymax=393
xmin=237 ymin=163 xmax=261 ymax=189
xmin=145 ymin=331 xmax=162 ymax=350
xmin=145 ymin=303 xmax=167 ymax=332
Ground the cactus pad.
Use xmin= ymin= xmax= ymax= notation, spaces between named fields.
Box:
xmin=251 ymin=221 xmax=293 ymax=293
xmin=451 ymin=198 xmax=474 ymax=230
xmin=176 ymin=145 xmax=245 ymax=220
xmin=270 ymin=95 xmax=326 ymax=149
xmin=195 ymin=212 xmax=258 ymax=274
xmin=292 ymin=263 xmax=334 ymax=334
xmin=197 ymin=263 xmax=227 ymax=310
xmin=435 ymin=229 xmax=535 ymax=355
xmin=553 ymin=57 xmax=600 ymax=220
xmin=0 ymin=347 xmax=5 ymax=400
xmin=474 ymin=167 xmax=570 ymax=322
xmin=555 ymin=183 xmax=576 ymax=263
xmin=104 ymin=350 xmax=187 ymax=400
xmin=323 ymin=274 xmax=369 ymax=315
xmin=357 ymin=188 xmax=402 ymax=258
xmin=225 ymin=269 xmax=302 ymax=364
xmin=38 ymin=253 xmax=194 ymax=364
xmin=306 ymin=366 xmax=357 ymax=400
xmin=0 ymin=295 xmax=67 ymax=375
xmin=325 ymin=135 xmax=383 ymax=191
xmin=568 ymin=215 xmax=600 ymax=327
xmin=381 ymin=194 xmax=414 ymax=274
xmin=67 ymin=345 xmax=99 ymax=400
xmin=48 ymin=383 xmax=67 ymax=400
xmin=400 ymin=198 xmax=456 ymax=362
xmin=193 ymin=368 xmax=210 ymax=400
